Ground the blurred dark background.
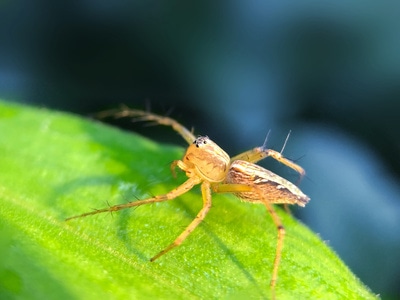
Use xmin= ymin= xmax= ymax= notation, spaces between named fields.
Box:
xmin=1 ymin=1 xmax=399 ymax=298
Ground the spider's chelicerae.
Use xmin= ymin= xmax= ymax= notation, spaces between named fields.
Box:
xmin=66 ymin=107 xmax=310 ymax=298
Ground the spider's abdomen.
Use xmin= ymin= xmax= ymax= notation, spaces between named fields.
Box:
xmin=226 ymin=160 xmax=310 ymax=206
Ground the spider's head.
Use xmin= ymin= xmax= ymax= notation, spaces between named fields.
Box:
xmin=182 ymin=136 xmax=230 ymax=182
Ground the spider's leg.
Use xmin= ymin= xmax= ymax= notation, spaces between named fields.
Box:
xmin=66 ymin=177 xmax=200 ymax=221
xmin=213 ymin=182 xmax=284 ymax=300
xmin=231 ymin=147 xmax=305 ymax=182
xmin=97 ymin=105 xmax=196 ymax=145
xmin=150 ymin=181 xmax=212 ymax=261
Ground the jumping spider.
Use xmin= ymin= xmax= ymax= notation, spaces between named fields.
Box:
xmin=66 ymin=107 xmax=310 ymax=299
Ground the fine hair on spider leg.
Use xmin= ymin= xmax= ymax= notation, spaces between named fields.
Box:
xmin=66 ymin=106 xmax=310 ymax=299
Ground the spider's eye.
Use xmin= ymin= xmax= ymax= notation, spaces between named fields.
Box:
xmin=193 ymin=136 xmax=209 ymax=147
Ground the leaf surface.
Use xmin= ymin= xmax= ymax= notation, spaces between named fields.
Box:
xmin=0 ymin=100 xmax=377 ymax=299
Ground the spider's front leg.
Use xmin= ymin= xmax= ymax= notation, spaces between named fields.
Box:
xmin=150 ymin=181 xmax=213 ymax=261
xmin=65 ymin=177 xmax=200 ymax=221
xmin=150 ymin=136 xmax=230 ymax=260
xmin=96 ymin=105 xmax=196 ymax=145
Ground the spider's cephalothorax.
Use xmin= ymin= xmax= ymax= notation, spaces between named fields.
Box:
xmin=179 ymin=136 xmax=230 ymax=182
xmin=67 ymin=107 xmax=310 ymax=299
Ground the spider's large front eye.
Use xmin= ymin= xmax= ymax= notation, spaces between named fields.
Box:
xmin=184 ymin=136 xmax=230 ymax=182
xmin=193 ymin=136 xmax=208 ymax=147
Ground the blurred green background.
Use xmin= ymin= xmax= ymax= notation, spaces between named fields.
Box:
xmin=1 ymin=1 xmax=399 ymax=298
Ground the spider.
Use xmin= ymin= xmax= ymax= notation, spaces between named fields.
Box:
xmin=66 ymin=106 xmax=310 ymax=299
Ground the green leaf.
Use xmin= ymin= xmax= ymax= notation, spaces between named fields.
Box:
xmin=0 ymin=100 xmax=377 ymax=299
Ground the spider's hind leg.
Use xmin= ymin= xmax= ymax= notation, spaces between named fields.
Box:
xmin=230 ymin=132 xmax=305 ymax=183
xmin=212 ymin=182 xmax=284 ymax=300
